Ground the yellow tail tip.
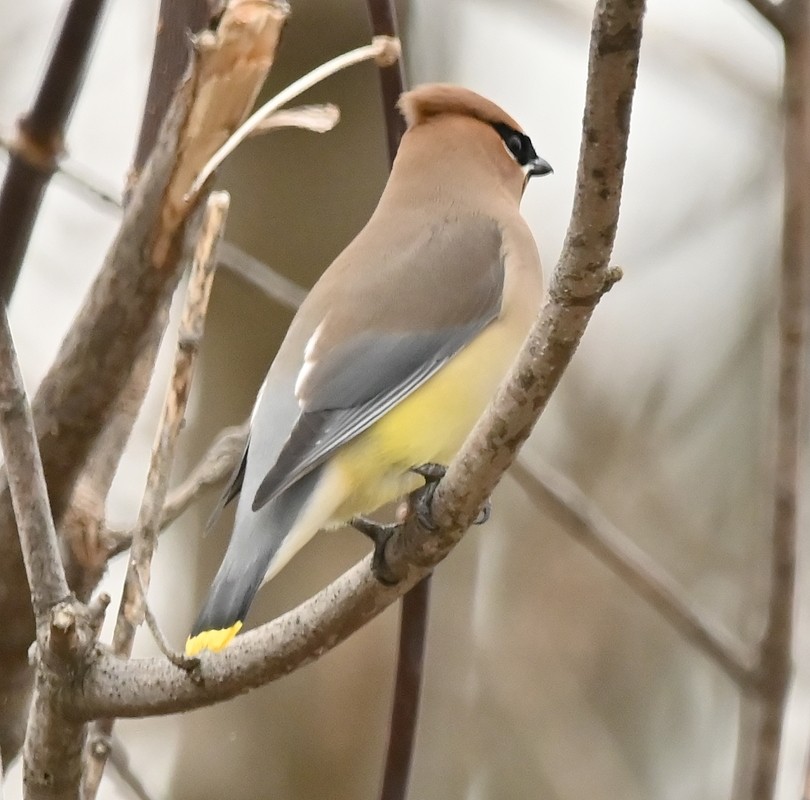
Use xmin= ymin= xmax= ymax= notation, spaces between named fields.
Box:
xmin=185 ymin=621 xmax=243 ymax=656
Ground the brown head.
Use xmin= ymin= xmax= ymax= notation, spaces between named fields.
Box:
xmin=394 ymin=83 xmax=552 ymax=202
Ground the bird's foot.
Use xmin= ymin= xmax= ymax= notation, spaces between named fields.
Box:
xmin=410 ymin=463 xmax=491 ymax=527
xmin=350 ymin=516 xmax=401 ymax=586
xmin=409 ymin=462 xmax=447 ymax=531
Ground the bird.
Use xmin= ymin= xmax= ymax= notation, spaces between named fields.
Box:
xmin=186 ymin=83 xmax=552 ymax=656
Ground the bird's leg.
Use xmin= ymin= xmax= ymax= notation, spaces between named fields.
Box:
xmin=350 ymin=515 xmax=401 ymax=586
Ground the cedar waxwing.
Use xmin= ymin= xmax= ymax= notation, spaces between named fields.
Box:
xmin=186 ymin=84 xmax=552 ymax=655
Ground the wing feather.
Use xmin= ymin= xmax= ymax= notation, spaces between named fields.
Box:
xmin=252 ymin=216 xmax=506 ymax=511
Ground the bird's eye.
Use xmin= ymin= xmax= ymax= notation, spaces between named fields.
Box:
xmin=492 ymin=122 xmax=536 ymax=166
xmin=506 ymin=134 xmax=524 ymax=160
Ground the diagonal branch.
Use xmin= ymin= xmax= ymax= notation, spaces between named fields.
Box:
xmin=68 ymin=0 xmax=647 ymax=722
xmin=510 ymin=460 xmax=757 ymax=688
xmin=0 ymin=0 xmax=109 ymax=301
xmin=0 ymin=312 xmax=69 ymax=623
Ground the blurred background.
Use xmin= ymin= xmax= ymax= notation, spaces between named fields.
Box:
xmin=2 ymin=0 xmax=808 ymax=798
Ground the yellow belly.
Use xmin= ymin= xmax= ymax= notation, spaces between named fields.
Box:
xmin=327 ymin=319 xmax=524 ymax=521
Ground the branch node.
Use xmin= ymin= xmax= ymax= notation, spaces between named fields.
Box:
xmin=47 ymin=597 xmax=96 ymax=666
xmin=371 ymin=35 xmax=402 ymax=67
xmin=9 ymin=121 xmax=62 ymax=173
xmin=601 ymin=265 xmax=623 ymax=295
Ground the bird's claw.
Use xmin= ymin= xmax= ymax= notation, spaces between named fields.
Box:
xmin=473 ymin=499 xmax=491 ymax=525
xmin=350 ymin=516 xmax=400 ymax=586
xmin=410 ymin=462 xmax=447 ymax=482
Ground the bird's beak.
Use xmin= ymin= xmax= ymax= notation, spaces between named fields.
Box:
xmin=527 ymin=156 xmax=553 ymax=178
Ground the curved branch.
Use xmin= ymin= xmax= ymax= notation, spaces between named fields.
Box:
xmin=68 ymin=0 xmax=646 ymax=721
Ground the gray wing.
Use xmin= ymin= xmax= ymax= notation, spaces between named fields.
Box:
xmin=252 ymin=216 xmax=505 ymax=511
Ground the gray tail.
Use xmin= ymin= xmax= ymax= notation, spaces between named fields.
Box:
xmin=188 ymin=467 xmax=322 ymax=647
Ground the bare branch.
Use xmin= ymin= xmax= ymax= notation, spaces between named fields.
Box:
xmin=119 ymin=192 xmax=226 ymax=644
xmin=0 ymin=310 xmax=69 ymax=619
xmin=737 ymin=9 xmax=810 ymax=799
xmin=83 ymin=193 xmax=226 ymax=799
xmin=68 ymin=0 xmax=647 ymax=722
xmin=510 ymin=460 xmax=757 ymax=688
xmin=379 ymin=578 xmax=430 ymax=800
xmin=429 ymin=0 xmax=643 ymax=533
xmin=218 ymin=241 xmax=307 ymax=311
xmin=0 ymin=0 xmax=109 ymax=301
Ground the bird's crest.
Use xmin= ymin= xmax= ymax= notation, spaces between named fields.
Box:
xmin=398 ymin=83 xmax=523 ymax=133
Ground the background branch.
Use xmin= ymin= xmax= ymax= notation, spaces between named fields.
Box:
xmin=733 ymin=3 xmax=809 ymax=798
xmin=510 ymin=460 xmax=757 ymax=688
xmin=0 ymin=0 xmax=109 ymax=301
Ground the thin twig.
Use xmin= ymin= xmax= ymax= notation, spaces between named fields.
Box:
xmin=82 ymin=193 xmax=226 ymax=800
xmin=510 ymin=460 xmax=757 ymax=688
xmin=68 ymin=0 xmax=647 ymax=722
xmin=0 ymin=0 xmax=109 ymax=301
xmin=218 ymin=241 xmax=308 ymax=311
xmin=188 ymin=34 xmax=401 ymax=196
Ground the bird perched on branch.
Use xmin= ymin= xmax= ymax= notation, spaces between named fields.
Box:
xmin=186 ymin=83 xmax=551 ymax=656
